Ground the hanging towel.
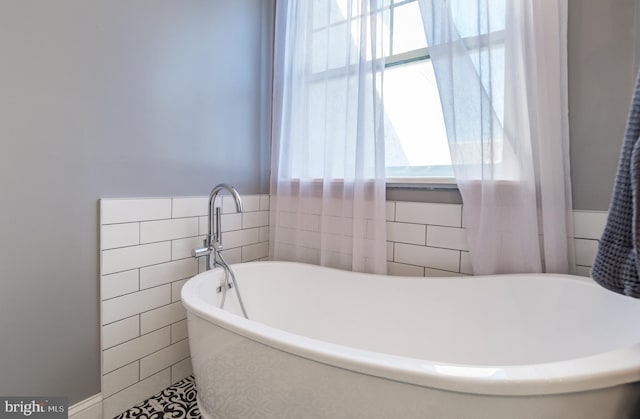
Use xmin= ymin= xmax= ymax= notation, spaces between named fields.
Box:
xmin=592 ymin=70 xmax=640 ymax=297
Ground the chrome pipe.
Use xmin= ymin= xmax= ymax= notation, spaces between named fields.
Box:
xmin=216 ymin=250 xmax=248 ymax=319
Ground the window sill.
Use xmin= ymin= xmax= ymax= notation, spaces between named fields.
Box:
xmin=386 ymin=178 xmax=462 ymax=204
xmin=386 ymin=177 xmax=458 ymax=190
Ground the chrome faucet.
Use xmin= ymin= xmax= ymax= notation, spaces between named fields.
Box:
xmin=192 ymin=183 xmax=243 ymax=269
xmin=207 ymin=183 xmax=243 ymax=268
xmin=192 ymin=183 xmax=248 ymax=319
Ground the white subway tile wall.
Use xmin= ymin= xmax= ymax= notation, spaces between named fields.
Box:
xmin=572 ymin=210 xmax=608 ymax=277
xmin=100 ymin=195 xmax=603 ymax=417
xmin=384 ymin=204 xmax=606 ymax=278
xmin=99 ymin=195 xmax=270 ymax=418
xmin=386 ymin=202 xmax=467 ymax=276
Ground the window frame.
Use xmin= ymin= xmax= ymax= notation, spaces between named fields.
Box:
xmin=304 ymin=0 xmax=506 ymax=187
xmin=383 ymin=0 xmax=456 ymax=185
xmin=383 ymin=12 xmax=507 ymax=186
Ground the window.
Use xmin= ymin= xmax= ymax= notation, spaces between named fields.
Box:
xmin=304 ymin=0 xmax=505 ymax=183
xmin=380 ymin=0 xmax=507 ymax=183
xmin=383 ymin=0 xmax=453 ymax=182
xmin=309 ymin=0 xmax=454 ymax=182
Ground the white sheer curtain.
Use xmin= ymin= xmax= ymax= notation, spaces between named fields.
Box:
xmin=419 ymin=0 xmax=574 ymax=274
xmin=270 ymin=0 xmax=388 ymax=274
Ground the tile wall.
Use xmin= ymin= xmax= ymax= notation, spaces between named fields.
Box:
xmin=99 ymin=196 xmax=604 ymax=417
xmin=384 ymin=202 xmax=607 ymax=278
xmin=572 ymin=210 xmax=608 ymax=276
xmin=385 ymin=201 xmax=471 ymax=277
xmin=99 ymin=195 xmax=270 ymax=418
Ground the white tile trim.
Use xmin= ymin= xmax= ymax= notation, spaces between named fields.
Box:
xmin=68 ymin=393 xmax=103 ymax=419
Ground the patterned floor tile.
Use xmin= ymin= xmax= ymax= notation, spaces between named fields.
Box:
xmin=114 ymin=375 xmax=200 ymax=419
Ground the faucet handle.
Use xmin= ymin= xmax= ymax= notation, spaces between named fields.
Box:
xmin=192 ymin=247 xmax=212 ymax=258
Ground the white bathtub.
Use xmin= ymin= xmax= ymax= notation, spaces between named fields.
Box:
xmin=182 ymin=261 xmax=640 ymax=419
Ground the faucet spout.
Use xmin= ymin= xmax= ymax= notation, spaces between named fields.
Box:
xmin=209 ymin=183 xmax=243 ymax=214
xmin=207 ymin=184 xmax=243 ymax=268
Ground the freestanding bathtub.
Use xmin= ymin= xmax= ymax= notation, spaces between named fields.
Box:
xmin=182 ymin=261 xmax=640 ymax=419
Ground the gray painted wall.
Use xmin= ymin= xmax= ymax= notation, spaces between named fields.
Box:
xmin=0 ymin=0 xmax=272 ymax=404
xmin=569 ymin=0 xmax=639 ymax=211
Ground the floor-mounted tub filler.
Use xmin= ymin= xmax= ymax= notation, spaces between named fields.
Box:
xmin=181 ymin=261 xmax=640 ymax=419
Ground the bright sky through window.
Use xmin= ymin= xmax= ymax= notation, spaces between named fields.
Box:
xmin=382 ymin=0 xmax=453 ymax=179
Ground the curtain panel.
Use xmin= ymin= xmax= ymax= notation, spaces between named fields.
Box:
xmin=419 ymin=0 xmax=574 ymax=274
xmin=270 ymin=0 xmax=389 ymax=274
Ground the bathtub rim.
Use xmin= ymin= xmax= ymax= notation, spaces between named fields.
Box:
xmin=182 ymin=261 xmax=640 ymax=396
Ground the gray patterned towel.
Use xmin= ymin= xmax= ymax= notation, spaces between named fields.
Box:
xmin=592 ymin=70 xmax=640 ymax=297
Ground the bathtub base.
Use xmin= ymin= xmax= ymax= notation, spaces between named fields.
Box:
xmin=196 ymin=395 xmax=214 ymax=419
xmin=189 ymin=313 xmax=640 ymax=419
xmin=182 ymin=262 xmax=640 ymax=419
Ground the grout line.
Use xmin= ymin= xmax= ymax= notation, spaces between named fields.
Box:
xmin=103 ymin=367 xmax=170 ymax=407
xmin=105 ymin=326 xmax=172 ymax=360
xmin=389 ymin=260 xmax=462 ymax=275
xmin=390 ymin=240 xmax=467 ymax=253
xmin=102 ymin=360 xmax=140 ymax=397
xmin=102 ymin=295 xmax=174 ymax=328
xmin=102 ymin=254 xmax=192 ymax=279
xmin=133 ymin=336 xmax=185 ymax=371
xmin=100 ymin=315 xmax=142 ymax=351
xmin=101 ymin=217 xmax=172 ymax=227
xmin=102 ymin=281 xmax=171 ymax=304
xmin=103 ymin=308 xmax=187 ymax=351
